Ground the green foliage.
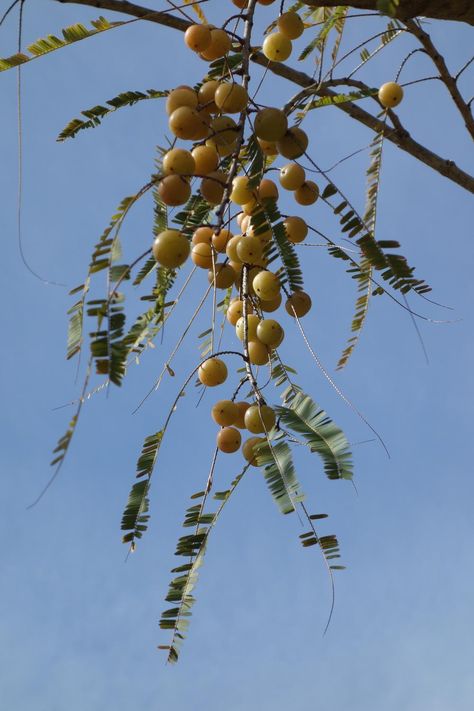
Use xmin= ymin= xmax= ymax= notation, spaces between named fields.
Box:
xmin=121 ymin=431 xmax=163 ymax=546
xmin=57 ymin=89 xmax=167 ymax=141
xmin=276 ymin=390 xmax=353 ymax=481
xmin=263 ymin=201 xmax=304 ymax=292
xmin=0 ymin=17 xmax=119 ymax=72
xmin=257 ymin=438 xmax=305 ymax=515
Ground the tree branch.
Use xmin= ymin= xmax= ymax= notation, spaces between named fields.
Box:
xmin=404 ymin=19 xmax=474 ymax=139
xmin=55 ymin=0 xmax=474 ymax=193
xmin=302 ymin=0 xmax=474 ymax=25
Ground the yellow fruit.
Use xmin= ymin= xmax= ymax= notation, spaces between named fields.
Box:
xmin=236 ymin=314 xmax=260 ymax=342
xmin=200 ymin=171 xmax=227 ymax=205
xmin=226 ymin=235 xmax=243 ymax=262
xmin=236 ymin=236 xmax=263 ymax=265
xmin=244 ymin=404 xmax=276 ymax=434
xmin=166 ymin=86 xmax=198 ymax=115
xmin=242 ymin=436 xmax=266 ymax=465
xmin=254 ymin=108 xmax=288 ymax=142
xmin=252 ymin=270 xmax=280 ymax=301
xmin=234 ymin=401 xmax=250 ymax=429
xmin=279 ymin=162 xmax=306 ymax=190
xmin=158 ymin=175 xmax=191 ymax=206
xmin=192 ymin=145 xmax=219 ymax=176
xmin=198 ymin=357 xmax=228 ymax=386
xmin=262 ymin=32 xmax=292 ymax=62
xmin=285 ymin=290 xmax=312 ymax=317
xmin=294 ymin=180 xmax=319 ymax=206
xmin=230 ymin=260 xmax=243 ymax=283
xmin=259 ymin=292 xmax=282 ymax=312
xmin=248 ymin=340 xmax=270 ymax=366
xmin=163 ymin=148 xmax=195 ymax=177
xmin=208 ymin=263 xmax=235 ymax=289
xmin=215 ymin=82 xmax=249 ymax=114
xmin=200 ymin=29 xmax=232 ymax=61
xmin=258 ymin=178 xmax=279 ymax=203
xmin=277 ymin=127 xmax=309 ymax=159
xmin=191 ymin=242 xmax=214 ymax=269
xmin=247 ymin=219 xmax=272 ymax=243
xmin=210 ymin=115 xmax=238 ymax=146
xmin=277 ymin=11 xmax=304 ymax=39
xmin=230 ymin=176 xmax=254 ymax=205
xmin=217 ymin=426 xmax=242 ymax=453
xmin=212 ymin=228 xmax=233 ymax=253
xmin=184 ymin=24 xmax=212 ymax=52
xmin=242 ymin=198 xmax=259 ymax=216
xmin=153 ymin=230 xmax=190 ymax=268
xmin=232 ymin=0 xmax=248 ymax=7
xmin=168 ymin=106 xmax=201 ymax=140
xmin=283 ymin=216 xmax=308 ymax=243
xmin=378 ymin=81 xmax=404 ymax=108
xmin=256 ymin=319 xmax=284 ymax=347
xmin=212 ymin=400 xmax=239 ymax=426
xmin=226 ymin=298 xmax=253 ymax=326
xmin=257 ymin=138 xmax=279 ymax=156
xmin=198 ymin=80 xmax=220 ymax=113
xmin=192 ymin=226 xmax=213 ymax=245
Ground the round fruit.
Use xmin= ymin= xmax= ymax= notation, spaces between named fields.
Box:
xmin=248 ymin=340 xmax=270 ymax=366
xmin=232 ymin=0 xmax=248 ymax=7
xmin=169 ymin=106 xmax=201 ymax=140
xmin=153 ymin=230 xmax=190 ymax=268
xmin=247 ymin=266 xmax=263 ymax=296
xmin=254 ymin=108 xmax=288 ymax=142
xmin=192 ymin=145 xmax=219 ymax=175
xmin=258 ymin=178 xmax=279 ymax=203
xmin=230 ymin=260 xmax=243 ymax=283
xmin=158 ymin=175 xmax=191 ymax=206
xmin=163 ymin=148 xmax=195 ymax=177
xmin=256 ymin=319 xmax=284 ymax=347
xmin=262 ymin=32 xmax=292 ymax=62
xmin=246 ymin=220 xmax=272 ymax=242
xmin=198 ymin=357 xmax=227 ymax=386
xmin=217 ymin=427 xmax=242 ymax=454
xmin=200 ymin=171 xmax=227 ymax=205
xmin=212 ymin=400 xmax=238 ymax=426
xmin=236 ymin=236 xmax=263 ymax=265
xmin=378 ymin=81 xmax=404 ymax=108
xmin=242 ymin=436 xmax=266 ymax=465
xmin=198 ymin=80 xmax=220 ymax=113
xmin=212 ymin=228 xmax=232 ymax=253
xmin=191 ymin=242 xmax=213 ymax=269
xmin=242 ymin=198 xmax=259 ymax=216
xmin=215 ymin=82 xmax=249 ymax=113
xmin=257 ymin=138 xmax=278 ymax=156
xmin=200 ymin=29 xmax=232 ymax=61
xmin=259 ymin=292 xmax=282 ymax=312
xmin=231 ymin=176 xmax=254 ymax=205
xmin=283 ymin=216 xmax=308 ymax=243
xmin=294 ymin=180 xmax=319 ymax=206
xmin=279 ymin=162 xmax=306 ymax=190
xmin=184 ymin=24 xmax=212 ymax=52
xmin=244 ymin=404 xmax=276 ymax=434
xmin=277 ymin=11 xmax=304 ymax=39
xmin=252 ymin=270 xmax=280 ymax=301
xmin=277 ymin=127 xmax=309 ymax=159
xmin=236 ymin=314 xmax=260 ymax=342
xmin=166 ymin=86 xmax=198 ymax=115
xmin=226 ymin=299 xmax=253 ymax=326
xmin=208 ymin=263 xmax=235 ymax=289
xmin=192 ymin=226 xmax=213 ymax=245
xmin=210 ymin=116 xmax=238 ymax=146
xmin=234 ymin=401 xmax=250 ymax=428
xmin=285 ymin=290 xmax=312 ymax=317
xmin=226 ymin=235 xmax=243 ymax=262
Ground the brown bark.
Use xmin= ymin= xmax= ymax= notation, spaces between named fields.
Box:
xmin=303 ymin=0 xmax=474 ymax=25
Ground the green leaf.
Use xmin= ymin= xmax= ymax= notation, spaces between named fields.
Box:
xmin=0 ymin=17 xmax=120 ymax=73
xmin=257 ymin=438 xmax=305 ymax=515
xmin=276 ymin=390 xmax=353 ymax=481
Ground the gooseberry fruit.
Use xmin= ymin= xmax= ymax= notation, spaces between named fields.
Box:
xmin=153 ymin=230 xmax=190 ymax=268
xmin=244 ymin=404 xmax=276 ymax=434
xmin=184 ymin=24 xmax=212 ymax=52
xmin=248 ymin=340 xmax=270 ymax=366
xmin=252 ymin=270 xmax=280 ymax=301
xmin=191 ymin=242 xmax=213 ymax=269
xmin=158 ymin=175 xmax=191 ymax=206
xmin=277 ymin=126 xmax=309 ymax=159
xmin=198 ymin=357 xmax=228 ymax=386
xmin=279 ymin=162 xmax=306 ymax=190
xmin=294 ymin=180 xmax=319 ymax=206
xmin=277 ymin=11 xmax=304 ymax=39
xmin=236 ymin=314 xmax=260 ymax=342
xmin=242 ymin=436 xmax=266 ymax=465
xmin=256 ymin=319 xmax=284 ymax=347
xmin=285 ymin=290 xmax=312 ymax=317
xmin=212 ymin=400 xmax=238 ymax=426
xmin=283 ymin=216 xmax=308 ymax=243
xmin=262 ymin=32 xmax=292 ymax=62
xmin=215 ymin=82 xmax=249 ymax=114
xmin=208 ymin=263 xmax=236 ymax=289
xmin=254 ymin=108 xmax=288 ymax=142
xmin=378 ymin=81 xmax=404 ymax=108
xmin=192 ymin=145 xmax=219 ymax=175
xmin=217 ymin=427 xmax=242 ymax=454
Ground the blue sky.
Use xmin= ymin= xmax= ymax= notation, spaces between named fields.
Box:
xmin=1 ymin=2 xmax=473 ymax=709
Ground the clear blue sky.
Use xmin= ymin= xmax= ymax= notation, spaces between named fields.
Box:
xmin=1 ymin=2 xmax=473 ymax=709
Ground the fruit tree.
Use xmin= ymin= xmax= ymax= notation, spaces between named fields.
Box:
xmin=1 ymin=0 xmax=472 ymax=666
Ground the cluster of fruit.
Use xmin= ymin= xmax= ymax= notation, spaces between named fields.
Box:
xmin=211 ymin=397 xmax=276 ymax=465
xmin=151 ymin=3 xmax=405 ymax=466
